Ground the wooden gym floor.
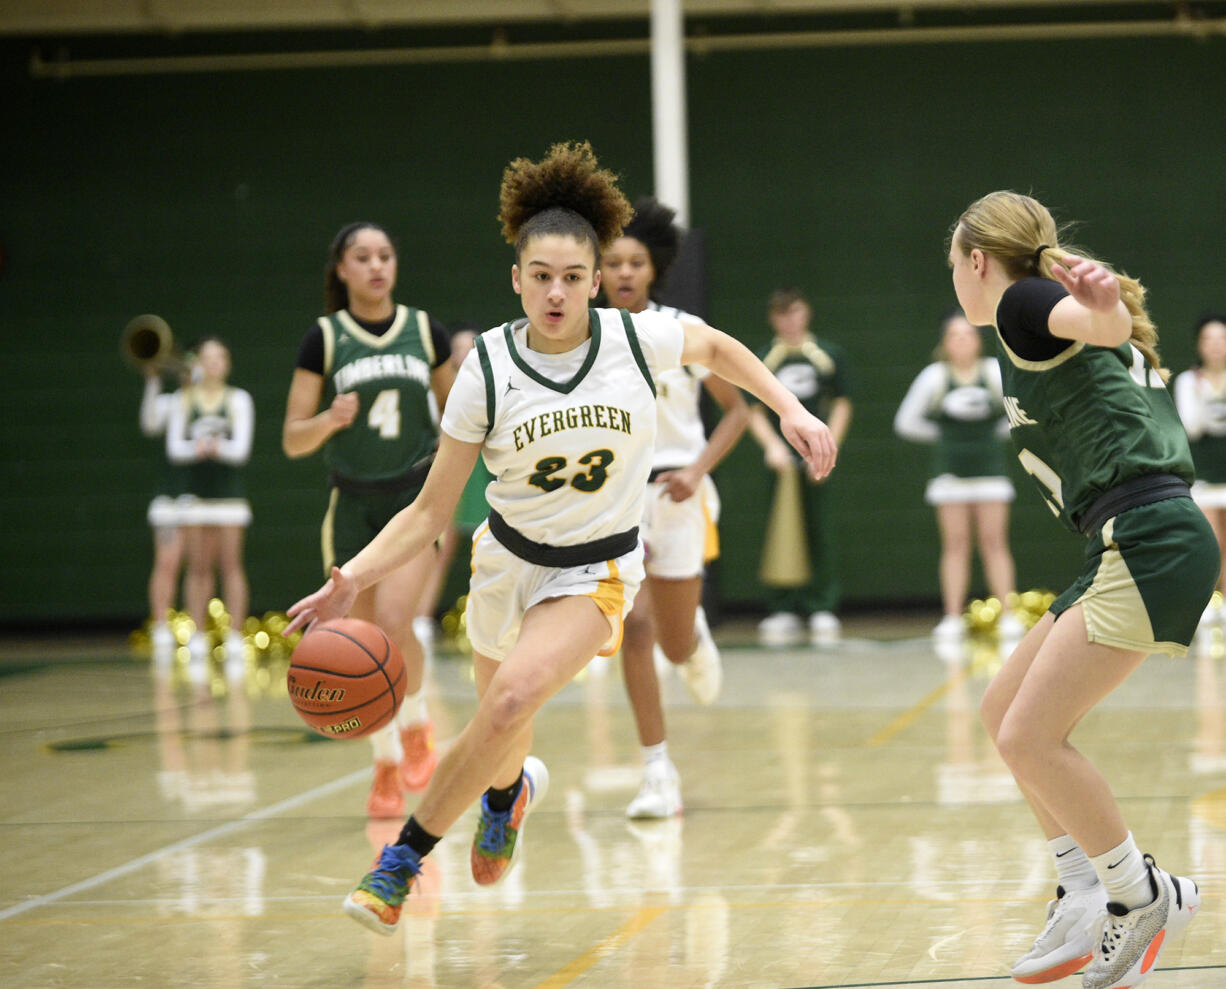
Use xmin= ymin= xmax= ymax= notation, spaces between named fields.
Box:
xmin=2 ymin=615 xmax=1226 ymax=988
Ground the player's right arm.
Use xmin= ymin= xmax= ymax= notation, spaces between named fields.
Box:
xmin=281 ymin=368 xmax=358 ymax=458
xmin=140 ymin=374 xmax=170 ymax=437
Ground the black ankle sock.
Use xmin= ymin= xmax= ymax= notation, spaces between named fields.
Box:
xmin=397 ymin=816 xmax=440 ymax=858
xmin=484 ymin=771 xmax=524 ymax=813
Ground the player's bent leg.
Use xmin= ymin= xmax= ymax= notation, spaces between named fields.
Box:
xmin=407 ymin=597 xmax=609 ymax=843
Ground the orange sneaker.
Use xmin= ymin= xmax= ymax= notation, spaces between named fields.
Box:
xmin=398 ymin=722 xmax=438 ymax=792
xmin=366 ymin=761 xmax=404 ymax=819
xmin=343 ymin=843 xmax=421 ymax=936
xmin=470 ymin=756 xmax=549 ymax=886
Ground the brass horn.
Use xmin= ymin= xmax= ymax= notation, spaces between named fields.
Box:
xmin=121 ymin=314 xmax=182 ymax=373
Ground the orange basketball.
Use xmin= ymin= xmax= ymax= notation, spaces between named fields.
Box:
xmin=287 ymin=618 xmax=405 ymax=739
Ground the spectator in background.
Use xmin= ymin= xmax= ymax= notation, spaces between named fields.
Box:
xmin=167 ymin=337 xmax=254 ymax=683
xmin=1174 ymin=311 xmax=1226 ymax=627
xmin=894 ymin=308 xmax=1025 ymax=643
xmin=748 ymin=288 xmax=852 ymax=645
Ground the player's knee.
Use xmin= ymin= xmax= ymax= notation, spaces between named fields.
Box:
xmin=656 ymin=628 xmax=692 ymax=664
xmin=979 ymin=685 xmax=1008 ymax=742
xmin=993 ymin=718 xmax=1040 ymax=780
xmin=481 ymin=680 xmax=539 ymax=737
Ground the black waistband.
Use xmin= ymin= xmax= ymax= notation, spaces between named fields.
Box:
xmin=1075 ymin=473 xmax=1190 ymax=536
xmin=648 ymin=466 xmax=685 ymax=483
xmin=330 ymin=453 xmax=434 ymax=496
xmin=487 ymin=509 xmax=639 ymax=568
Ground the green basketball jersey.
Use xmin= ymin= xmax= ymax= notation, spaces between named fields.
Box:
xmin=995 ymin=334 xmax=1193 ymax=535
xmin=931 ymin=362 xmax=1010 ymax=479
xmin=320 ymin=305 xmax=438 ymax=483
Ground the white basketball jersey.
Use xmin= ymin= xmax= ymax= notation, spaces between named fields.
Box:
xmin=648 ymin=302 xmax=710 ymax=468
xmin=442 ymin=307 xmax=685 ymax=546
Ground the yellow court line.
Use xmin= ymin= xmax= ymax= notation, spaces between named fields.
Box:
xmin=534 ymin=905 xmax=667 ymax=988
xmin=866 ymin=666 xmax=970 ymax=747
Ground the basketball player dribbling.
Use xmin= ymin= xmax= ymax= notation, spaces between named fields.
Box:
xmin=285 ymin=140 xmax=837 ymax=935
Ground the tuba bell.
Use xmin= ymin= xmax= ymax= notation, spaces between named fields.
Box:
xmin=121 ymin=314 xmax=183 ymax=374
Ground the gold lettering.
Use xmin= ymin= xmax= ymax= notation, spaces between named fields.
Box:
xmin=580 ymin=406 xmax=594 ymax=428
xmin=565 ymin=407 xmax=579 ymax=429
xmin=593 ymin=406 xmax=608 ymax=429
xmin=539 ymin=414 xmax=553 ymax=437
xmin=552 ymin=410 xmax=565 ymax=433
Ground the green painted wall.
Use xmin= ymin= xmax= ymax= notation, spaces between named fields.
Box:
xmin=2 ymin=33 xmax=1223 ymax=625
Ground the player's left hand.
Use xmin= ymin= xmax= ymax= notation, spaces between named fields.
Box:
xmin=655 ymin=465 xmax=701 ymax=503
xmin=1051 ymin=253 xmax=1120 ymax=312
xmin=284 ymin=566 xmax=359 ymax=636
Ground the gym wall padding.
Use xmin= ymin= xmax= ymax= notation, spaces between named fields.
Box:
xmin=2 ymin=32 xmax=1222 ymax=624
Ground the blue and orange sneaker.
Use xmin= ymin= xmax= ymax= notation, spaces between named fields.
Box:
xmin=470 ymin=756 xmax=549 ymax=886
xmin=343 ymin=843 xmax=422 ymax=936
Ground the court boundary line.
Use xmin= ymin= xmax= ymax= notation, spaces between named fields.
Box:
xmin=866 ymin=665 xmax=970 ymax=747
xmin=534 ymin=905 xmax=668 ymax=988
xmin=0 ymin=767 xmax=370 ymax=922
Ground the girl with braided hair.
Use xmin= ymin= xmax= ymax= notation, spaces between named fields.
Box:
xmin=601 ymin=197 xmax=749 ymax=819
xmin=286 ymin=141 xmax=836 ymax=935
xmin=950 ymin=190 xmax=1213 ymax=988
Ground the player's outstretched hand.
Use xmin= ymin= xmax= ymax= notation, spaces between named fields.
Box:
xmin=1050 ymin=253 xmax=1120 ymax=312
xmin=284 ymin=566 xmax=360 ymax=636
xmin=781 ymin=411 xmax=837 ymax=481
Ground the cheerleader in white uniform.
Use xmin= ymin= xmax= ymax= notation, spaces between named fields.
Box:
xmin=284 ymin=141 xmax=836 ymax=936
xmin=1174 ymin=312 xmax=1226 ymax=625
xmin=894 ymin=310 xmax=1023 ymax=641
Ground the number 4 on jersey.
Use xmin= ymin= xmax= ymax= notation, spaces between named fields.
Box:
xmin=367 ymin=389 xmax=401 ymax=439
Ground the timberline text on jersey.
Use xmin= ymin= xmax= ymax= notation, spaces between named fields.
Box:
xmin=512 ymin=404 xmax=632 ymax=451
xmin=333 ymin=353 xmax=430 ymax=393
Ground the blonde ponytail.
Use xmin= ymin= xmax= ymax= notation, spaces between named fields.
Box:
xmin=954 ymin=191 xmax=1166 ymax=378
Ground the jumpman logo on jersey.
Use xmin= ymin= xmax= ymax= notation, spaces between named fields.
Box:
xmin=505 ymin=378 xmax=520 ymax=395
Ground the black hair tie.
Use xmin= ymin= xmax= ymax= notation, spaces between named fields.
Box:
xmin=1033 ymin=244 xmax=1051 ymax=269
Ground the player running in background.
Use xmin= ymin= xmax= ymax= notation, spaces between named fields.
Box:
xmin=600 ymin=197 xmax=748 ymax=818
xmin=282 ymin=222 xmax=454 ymax=819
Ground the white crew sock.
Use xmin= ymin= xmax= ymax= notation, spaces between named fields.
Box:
xmin=641 ymin=741 xmax=671 ymax=776
xmin=395 ymin=687 xmax=429 ymax=728
xmin=370 ymin=721 xmax=402 ymax=764
xmin=1090 ymin=832 xmax=1153 ymax=910
xmin=1048 ymin=834 xmax=1099 ymax=891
